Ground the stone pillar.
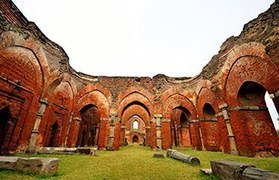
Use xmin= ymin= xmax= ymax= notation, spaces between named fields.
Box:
xmin=174 ymin=122 xmax=179 ymax=146
xmin=107 ymin=113 xmax=117 ymax=151
xmin=27 ymin=99 xmax=48 ymax=153
xmin=269 ymin=90 xmax=279 ymax=117
xmin=219 ymin=103 xmax=238 ymax=155
xmin=64 ymin=112 xmax=73 ymax=146
xmin=198 ymin=122 xmax=205 ymax=151
xmin=94 ymin=125 xmax=99 ymax=146
xmin=154 ymin=114 xmax=162 ymax=150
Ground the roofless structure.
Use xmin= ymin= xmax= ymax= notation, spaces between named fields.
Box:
xmin=0 ymin=0 xmax=278 ymax=157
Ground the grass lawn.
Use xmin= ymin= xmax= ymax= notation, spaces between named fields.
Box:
xmin=0 ymin=145 xmax=278 ymax=179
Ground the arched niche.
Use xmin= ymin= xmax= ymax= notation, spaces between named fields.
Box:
xmin=77 ymin=104 xmax=100 ymax=147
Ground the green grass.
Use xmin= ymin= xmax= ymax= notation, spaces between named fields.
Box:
xmin=0 ymin=145 xmax=278 ymax=179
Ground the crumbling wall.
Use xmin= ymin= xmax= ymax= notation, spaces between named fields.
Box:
xmin=0 ymin=0 xmax=278 ymax=156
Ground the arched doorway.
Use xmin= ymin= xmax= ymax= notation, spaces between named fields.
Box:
xmin=133 ymin=135 xmax=139 ymax=143
xmin=0 ymin=106 xmax=12 ymax=152
xmin=236 ymin=81 xmax=279 ymax=156
xmin=120 ymin=101 xmax=150 ymax=146
xmin=171 ymin=107 xmax=191 ymax=147
xmin=48 ymin=122 xmax=59 ymax=147
xmin=78 ymin=104 xmax=100 ymax=147
xmin=202 ymin=103 xmax=219 ymax=151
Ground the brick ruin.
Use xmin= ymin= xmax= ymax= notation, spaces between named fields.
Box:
xmin=0 ymin=0 xmax=278 ymax=157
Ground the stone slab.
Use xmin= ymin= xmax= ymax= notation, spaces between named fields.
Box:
xmin=211 ymin=160 xmax=279 ymax=180
xmin=37 ymin=147 xmax=78 ymax=154
xmin=211 ymin=160 xmax=253 ymax=180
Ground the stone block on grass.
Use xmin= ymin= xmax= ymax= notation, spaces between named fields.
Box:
xmin=16 ymin=157 xmax=59 ymax=175
xmin=211 ymin=160 xmax=279 ymax=180
xmin=77 ymin=147 xmax=97 ymax=156
xmin=167 ymin=149 xmax=200 ymax=166
xmin=153 ymin=152 xmax=165 ymax=158
xmin=0 ymin=156 xmax=59 ymax=175
xmin=0 ymin=156 xmax=19 ymax=170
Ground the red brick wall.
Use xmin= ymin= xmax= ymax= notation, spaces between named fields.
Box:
xmin=1 ymin=2 xmax=279 ymax=157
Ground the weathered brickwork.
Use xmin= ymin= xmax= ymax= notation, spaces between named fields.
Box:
xmin=0 ymin=0 xmax=278 ymax=157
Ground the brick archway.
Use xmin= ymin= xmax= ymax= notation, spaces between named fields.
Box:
xmin=224 ymin=53 xmax=279 ymax=156
xmin=70 ymin=86 xmax=111 ymax=149
xmin=0 ymin=46 xmax=45 ymax=152
xmin=161 ymin=91 xmax=198 ymax=149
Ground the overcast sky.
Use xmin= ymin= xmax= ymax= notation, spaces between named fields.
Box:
xmin=13 ymin=0 xmax=278 ymax=129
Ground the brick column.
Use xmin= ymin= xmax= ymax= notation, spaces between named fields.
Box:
xmin=27 ymin=99 xmax=48 ymax=153
xmin=145 ymin=126 xmax=151 ymax=146
xmin=154 ymin=114 xmax=162 ymax=150
xmin=72 ymin=117 xmax=82 ymax=147
xmin=219 ymin=103 xmax=238 ymax=155
xmin=120 ymin=125 xmax=126 ymax=146
xmin=161 ymin=118 xmax=171 ymax=149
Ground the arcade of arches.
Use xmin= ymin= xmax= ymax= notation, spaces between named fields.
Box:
xmin=0 ymin=1 xmax=279 ymax=157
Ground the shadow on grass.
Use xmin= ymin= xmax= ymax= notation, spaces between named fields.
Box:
xmin=1 ymin=146 xmax=278 ymax=179
xmin=0 ymin=169 xmax=62 ymax=179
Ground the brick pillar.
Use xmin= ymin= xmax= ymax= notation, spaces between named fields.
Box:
xmin=98 ymin=118 xmax=109 ymax=149
xmin=120 ymin=125 xmax=126 ymax=146
xmin=145 ymin=126 xmax=151 ymax=147
xmin=107 ymin=113 xmax=117 ymax=151
xmin=161 ymin=118 xmax=171 ymax=149
xmin=154 ymin=114 xmax=162 ymax=150
xmin=27 ymin=99 xmax=48 ymax=153
xmin=219 ymin=103 xmax=238 ymax=155
xmin=113 ymin=119 xmax=120 ymax=150
xmin=64 ymin=112 xmax=73 ymax=146
xmin=71 ymin=117 xmax=82 ymax=146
